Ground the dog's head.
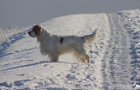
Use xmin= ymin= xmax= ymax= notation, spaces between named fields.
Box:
xmin=28 ymin=25 xmax=42 ymax=38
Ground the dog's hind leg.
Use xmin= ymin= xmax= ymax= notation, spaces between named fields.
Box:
xmin=80 ymin=54 xmax=90 ymax=63
xmin=75 ymin=48 xmax=90 ymax=63
xmin=85 ymin=54 xmax=90 ymax=63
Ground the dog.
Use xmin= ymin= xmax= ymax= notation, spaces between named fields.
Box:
xmin=28 ymin=25 xmax=97 ymax=63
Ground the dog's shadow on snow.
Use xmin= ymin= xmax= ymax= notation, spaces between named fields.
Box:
xmin=0 ymin=61 xmax=48 ymax=71
xmin=0 ymin=61 xmax=78 ymax=71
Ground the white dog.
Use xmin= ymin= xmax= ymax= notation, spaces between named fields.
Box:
xmin=28 ymin=25 xmax=97 ymax=63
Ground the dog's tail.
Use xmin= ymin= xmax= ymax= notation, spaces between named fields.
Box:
xmin=83 ymin=29 xmax=98 ymax=43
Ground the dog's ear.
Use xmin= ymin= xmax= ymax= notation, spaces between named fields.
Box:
xmin=33 ymin=25 xmax=42 ymax=35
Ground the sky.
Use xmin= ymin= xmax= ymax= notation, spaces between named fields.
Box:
xmin=0 ymin=0 xmax=140 ymax=28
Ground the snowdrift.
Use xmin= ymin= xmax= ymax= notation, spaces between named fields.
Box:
xmin=0 ymin=9 xmax=140 ymax=90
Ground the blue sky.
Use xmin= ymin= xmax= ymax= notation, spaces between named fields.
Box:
xmin=0 ymin=0 xmax=140 ymax=28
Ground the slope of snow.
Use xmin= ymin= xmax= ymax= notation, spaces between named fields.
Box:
xmin=0 ymin=14 xmax=110 ymax=90
xmin=0 ymin=9 xmax=140 ymax=90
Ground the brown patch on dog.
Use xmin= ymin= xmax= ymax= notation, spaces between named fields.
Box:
xmin=33 ymin=25 xmax=42 ymax=35
xmin=60 ymin=37 xmax=64 ymax=44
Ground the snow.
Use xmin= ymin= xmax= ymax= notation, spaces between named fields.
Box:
xmin=0 ymin=9 xmax=140 ymax=90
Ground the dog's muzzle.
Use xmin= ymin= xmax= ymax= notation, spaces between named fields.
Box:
xmin=28 ymin=31 xmax=36 ymax=38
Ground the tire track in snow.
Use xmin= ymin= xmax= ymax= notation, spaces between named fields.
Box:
xmin=121 ymin=9 xmax=140 ymax=89
xmin=102 ymin=14 xmax=133 ymax=90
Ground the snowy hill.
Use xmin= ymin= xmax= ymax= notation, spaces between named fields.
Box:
xmin=0 ymin=9 xmax=140 ymax=90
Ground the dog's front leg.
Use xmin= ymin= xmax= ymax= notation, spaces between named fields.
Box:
xmin=50 ymin=53 xmax=59 ymax=62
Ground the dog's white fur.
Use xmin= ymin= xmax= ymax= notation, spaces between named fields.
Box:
xmin=28 ymin=25 xmax=97 ymax=63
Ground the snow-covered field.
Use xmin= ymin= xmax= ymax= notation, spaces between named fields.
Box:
xmin=0 ymin=9 xmax=140 ymax=90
